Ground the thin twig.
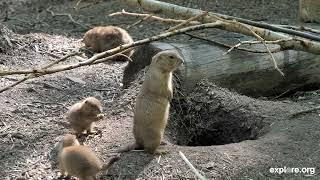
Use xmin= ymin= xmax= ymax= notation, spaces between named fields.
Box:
xmin=74 ymin=0 xmax=82 ymax=9
xmin=3 ymin=34 xmax=12 ymax=47
xmin=184 ymin=32 xmax=281 ymax=53
xmin=46 ymin=6 xmax=90 ymax=29
xmin=127 ymin=14 xmax=152 ymax=29
xmin=109 ymin=9 xmax=200 ymax=25
xmin=0 ymin=52 xmax=81 ymax=93
xmin=165 ymin=11 xmax=208 ymax=32
xmin=157 ymin=155 xmax=161 ymax=163
xmin=240 ymin=23 xmax=285 ymax=76
xmin=272 ymin=86 xmax=299 ymax=100
xmin=179 ymin=151 xmax=207 ymax=180
xmin=0 ymin=74 xmax=34 ymax=93
xmin=290 ymin=106 xmax=320 ymax=118
xmin=223 ymin=39 xmax=287 ymax=55
xmin=0 ymin=52 xmax=82 ymax=76
xmin=44 ymin=52 xmax=83 ymax=69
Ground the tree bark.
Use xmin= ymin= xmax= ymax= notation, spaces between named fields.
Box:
xmin=124 ymin=42 xmax=320 ymax=97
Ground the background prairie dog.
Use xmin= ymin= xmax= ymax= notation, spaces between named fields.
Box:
xmin=121 ymin=50 xmax=184 ymax=154
xmin=66 ymin=97 xmax=104 ymax=135
xmin=58 ymin=134 xmax=119 ymax=180
xmin=83 ymin=26 xmax=134 ymax=57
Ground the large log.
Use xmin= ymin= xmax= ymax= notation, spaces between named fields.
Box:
xmin=123 ymin=40 xmax=320 ymax=97
xmin=300 ymin=0 xmax=320 ymax=23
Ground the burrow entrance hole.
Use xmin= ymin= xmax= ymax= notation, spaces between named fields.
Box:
xmin=165 ymin=81 xmax=268 ymax=146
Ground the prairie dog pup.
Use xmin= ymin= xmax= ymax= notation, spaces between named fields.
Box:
xmin=122 ymin=50 xmax=184 ymax=154
xmin=66 ymin=97 xmax=103 ymax=135
xmin=58 ymin=134 xmax=119 ymax=180
xmin=62 ymin=133 xmax=80 ymax=147
xmin=83 ymin=26 xmax=134 ymax=57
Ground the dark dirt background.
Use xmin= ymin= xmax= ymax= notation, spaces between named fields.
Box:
xmin=0 ymin=0 xmax=319 ymax=179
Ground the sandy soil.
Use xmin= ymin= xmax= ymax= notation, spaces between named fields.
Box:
xmin=0 ymin=0 xmax=319 ymax=179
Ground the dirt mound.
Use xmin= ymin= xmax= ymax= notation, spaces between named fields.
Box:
xmin=168 ymin=80 xmax=268 ymax=146
xmin=122 ymin=67 xmax=269 ymax=147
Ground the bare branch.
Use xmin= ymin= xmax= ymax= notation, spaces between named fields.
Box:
xmin=109 ymin=9 xmax=200 ymax=25
xmin=165 ymin=11 xmax=208 ymax=32
xmin=44 ymin=52 xmax=83 ymax=69
xmin=0 ymin=75 xmax=33 ymax=93
xmin=240 ymin=23 xmax=285 ymax=76
xmin=123 ymin=0 xmax=320 ymax=54
xmin=0 ymin=52 xmax=81 ymax=93
xmin=127 ymin=14 xmax=152 ymax=29
xmin=184 ymin=32 xmax=281 ymax=54
xmin=123 ymin=0 xmax=320 ymax=42
xmin=1 ymin=22 xmax=222 ymax=77
xmin=0 ymin=52 xmax=82 ymax=76
xmin=111 ymin=11 xmax=282 ymax=55
xmin=0 ymin=22 xmax=223 ymax=93
xmin=31 ymin=22 xmax=223 ymax=74
xmin=110 ymin=10 xmax=285 ymax=75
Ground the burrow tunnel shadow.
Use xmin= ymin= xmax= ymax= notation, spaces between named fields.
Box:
xmin=166 ymin=79 xmax=270 ymax=146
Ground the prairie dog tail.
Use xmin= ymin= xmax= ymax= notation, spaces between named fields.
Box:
xmin=101 ymin=155 xmax=120 ymax=171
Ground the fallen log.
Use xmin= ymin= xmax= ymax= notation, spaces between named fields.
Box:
xmin=123 ymin=40 xmax=320 ymax=97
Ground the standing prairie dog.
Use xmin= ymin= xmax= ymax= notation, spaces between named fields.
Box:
xmin=58 ymin=134 xmax=119 ymax=180
xmin=66 ymin=97 xmax=104 ymax=135
xmin=121 ymin=50 xmax=184 ymax=154
xmin=83 ymin=26 xmax=134 ymax=57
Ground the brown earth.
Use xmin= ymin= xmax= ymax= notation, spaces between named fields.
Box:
xmin=0 ymin=0 xmax=319 ymax=180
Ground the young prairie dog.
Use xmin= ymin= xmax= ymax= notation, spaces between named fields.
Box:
xmin=58 ymin=134 xmax=119 ymax=180
xmin=66 ymin=97 xmax=104 ymax=135
xmin=121 ymin=50 xmax=184 ymax=154
xmin=83 ymin=26 xmax=134 ymax=57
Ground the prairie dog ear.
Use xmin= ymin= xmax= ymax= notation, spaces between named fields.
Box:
xmin=151 ymin=53 xmax=160 ymax=64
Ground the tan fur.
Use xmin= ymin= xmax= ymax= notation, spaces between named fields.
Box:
xmin=66 ymin=97 xmax=103 ymax=135
xmin=83 ymin=26 xmax=134 ymax=56
xmin=62 ymin=133 xmax=80 ymax=147
xmin=58 ymin=134 xmax=119 ymax=180
xmin=121 ymin=50 xmax=184 ymax=154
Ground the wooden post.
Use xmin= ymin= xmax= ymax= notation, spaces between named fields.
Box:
xmin=300 ymin=0 xmax=320 ymax=23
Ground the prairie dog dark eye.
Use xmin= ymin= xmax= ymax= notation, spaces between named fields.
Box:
xmin=169 ymin=56 xmax=174 ymax=59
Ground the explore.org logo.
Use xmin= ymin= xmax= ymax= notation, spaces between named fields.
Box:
xmin=270 ymin=166 xmax=315 ymax=176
